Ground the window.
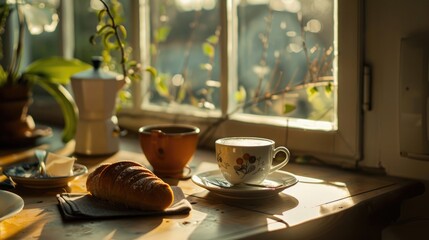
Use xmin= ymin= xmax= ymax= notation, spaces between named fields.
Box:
xmin=130 ymin=0 xmax=363 ymax=166
xmin=29 ymin=0 xmax=363 ymax=166
xmin=24 ymin=0 xmax=63 ymax=125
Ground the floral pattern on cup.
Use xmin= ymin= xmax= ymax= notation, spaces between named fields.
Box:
xmin=218 ymin=152 xmax=264 ymax=179
xmin=216 ymin=152 xmax=230 ymax=170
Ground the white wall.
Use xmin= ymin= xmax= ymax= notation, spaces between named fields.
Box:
xmin=363 ymin=0 xmax=429 ymax=181
xmin=364 ymin=1 xmax=429 ymax=237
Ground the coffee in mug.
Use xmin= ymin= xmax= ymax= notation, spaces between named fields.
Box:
xmin=215 ymin=137 xmax=290 ymax=185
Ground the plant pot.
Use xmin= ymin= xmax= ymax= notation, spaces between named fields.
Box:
xmin=0 ymin=84 xmax=51 ymax=147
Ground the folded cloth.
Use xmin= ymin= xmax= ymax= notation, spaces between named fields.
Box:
xmin=57 ymin=186 xmax=192 ymax=220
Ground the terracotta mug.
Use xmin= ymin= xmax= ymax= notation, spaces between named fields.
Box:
xmin=139 ymin=124 xmax=200 ymax=177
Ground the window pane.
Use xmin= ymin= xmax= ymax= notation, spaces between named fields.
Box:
xmin=147 ymin=0 xmax=221 ymax=111
xmin=27 ymin=31 xmax=60 ymax=62
xmin=73 ymin=1 xmax=102 ymax=62
xmin=235 ymin=0 xmax=336 ymax=128
xmin=25 ymin=1 xmax=61 ymax=63
xmin=125 ymin=0 xmax=361 ymax=161
xmin=26 ymin=1 xmax=62 ymax=125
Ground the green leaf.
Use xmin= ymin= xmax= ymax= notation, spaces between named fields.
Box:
xmin=96 ymin=24 xmax=113 ymax=35
xmin=127 ymin=60 xmax=138 ymax=67
xmin=118 ymin=89 xmax=131 ymax=104
xmin=202 ymin=43 xmax=215 ymax=58
xmin=117 ymin=25 xmax=127 ymax=39
xmin=102 ymin=50 xmax=112 ymax=63
xmin=37 ymin=80 xmax=78 ymax=143
xmin=23 ymin=57 xmax=91 ymax=84
xmin=0 ymin=65 xmax=7 ymax=85
xmin=145 ymin=66 xmax=158 ymax=77
xmin=98 ymin=9 xmax=107 ymax=22
xmin=154 ymin=26 xmax=171 ymax=43
xmin=234 ymin=86 xmax=247 ymax=103
xmin=206 ymin=35 xmax=219 ymax=45
xmin=325 ymin=82 xmax=332 ymax=94
xmin=102 ymin=31 xmax=118 ymax=50
xmin=283 ymin=104 xmax=296 ymax=114
xmin=307 ymin=86 xmax=319 ymax=96
xmin=155 ymin=74 xmax=170 ymax=98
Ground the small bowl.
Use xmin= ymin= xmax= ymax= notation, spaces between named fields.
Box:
xmin=3 ymin=162 xmax=88 ymax=189
xmin=138 ymin=124 xmax=199 ymax=177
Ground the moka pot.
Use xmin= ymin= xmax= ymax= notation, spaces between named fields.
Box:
xmin=71 ymin=58 xmax=125 ymax=155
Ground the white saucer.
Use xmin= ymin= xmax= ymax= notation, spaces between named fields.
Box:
xmin=0 ymin=190 xmax=24 ymax=222
xmin=192 ymin=170 xmax=298 ymax=199
xmin=3 ymin=162 xmax=88 ymax=189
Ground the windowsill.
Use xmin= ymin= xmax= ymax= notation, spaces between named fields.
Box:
xmin=114 ymin=131 xmax=426 ymax=238
xmin=115 ymin=109 xmax=360 ymax=168
xmin=0 ymin=126 xmax=425 ymax=239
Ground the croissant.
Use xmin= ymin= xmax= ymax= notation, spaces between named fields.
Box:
xmin=86 ymin=161 xmax=174 ymax=211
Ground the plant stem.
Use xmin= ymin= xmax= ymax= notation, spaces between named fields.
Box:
xmin=99 ymin=0 xmax=127 ymax=79
xmin=253 ymin=8 xmax=273 ymax=102
xmin=176 ymin=10 xmax=202 ymax=102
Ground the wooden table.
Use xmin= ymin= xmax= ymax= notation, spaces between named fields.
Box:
xmin=0 ymin=138 xmax=424 ymax=240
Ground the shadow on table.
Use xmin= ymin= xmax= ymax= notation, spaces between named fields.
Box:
xmin=186 ymin=192 xmax=299 ymax=239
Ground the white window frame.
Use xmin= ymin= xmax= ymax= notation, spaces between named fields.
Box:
xmin=76 ymin=0 xmax=363 ymax=167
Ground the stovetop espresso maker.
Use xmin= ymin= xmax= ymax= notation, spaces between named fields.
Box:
xmin=71 ymin=57 xmax=125 ymax=155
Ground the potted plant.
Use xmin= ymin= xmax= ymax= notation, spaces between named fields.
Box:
xmin=0 ymin=1 xmax=91 ymax=146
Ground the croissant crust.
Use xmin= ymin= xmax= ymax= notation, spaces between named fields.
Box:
xmin=86 ymin=161 xmax=174 ymax=211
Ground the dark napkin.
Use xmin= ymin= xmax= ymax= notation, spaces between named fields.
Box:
xmin=57 ymin=186 xmax=192 ymax=220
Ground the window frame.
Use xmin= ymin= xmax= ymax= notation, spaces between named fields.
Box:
xmin=26 ymin=0 xmax=361 ymax=165
xmin=117 ymin=0 xmax=363 ymax=166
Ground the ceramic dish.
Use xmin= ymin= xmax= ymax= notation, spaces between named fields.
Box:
xmin=3 ymin=162 xmax=88 ymax=189
xmin=0 ymin=190 xmax=24 ymax=222
xmin=192 ymin=169 xmax=298 ymax=199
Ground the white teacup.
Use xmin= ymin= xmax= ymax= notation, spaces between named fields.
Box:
xmin=215 ymin=137 xmax=290 ymax=185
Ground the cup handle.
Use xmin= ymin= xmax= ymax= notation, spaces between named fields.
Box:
xmin=269 ymin=146 xmax=290 ymax=173
xmin=150 ymin=130 xmax=166 ymax=157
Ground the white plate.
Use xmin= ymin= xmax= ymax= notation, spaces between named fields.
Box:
xmin=0 ymin=190 xmax=24 ymax=222
xmin=3 ymin=162 xmax=88 ymax=189
xmin=192 ymin=169 xmax=298 ymax=199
